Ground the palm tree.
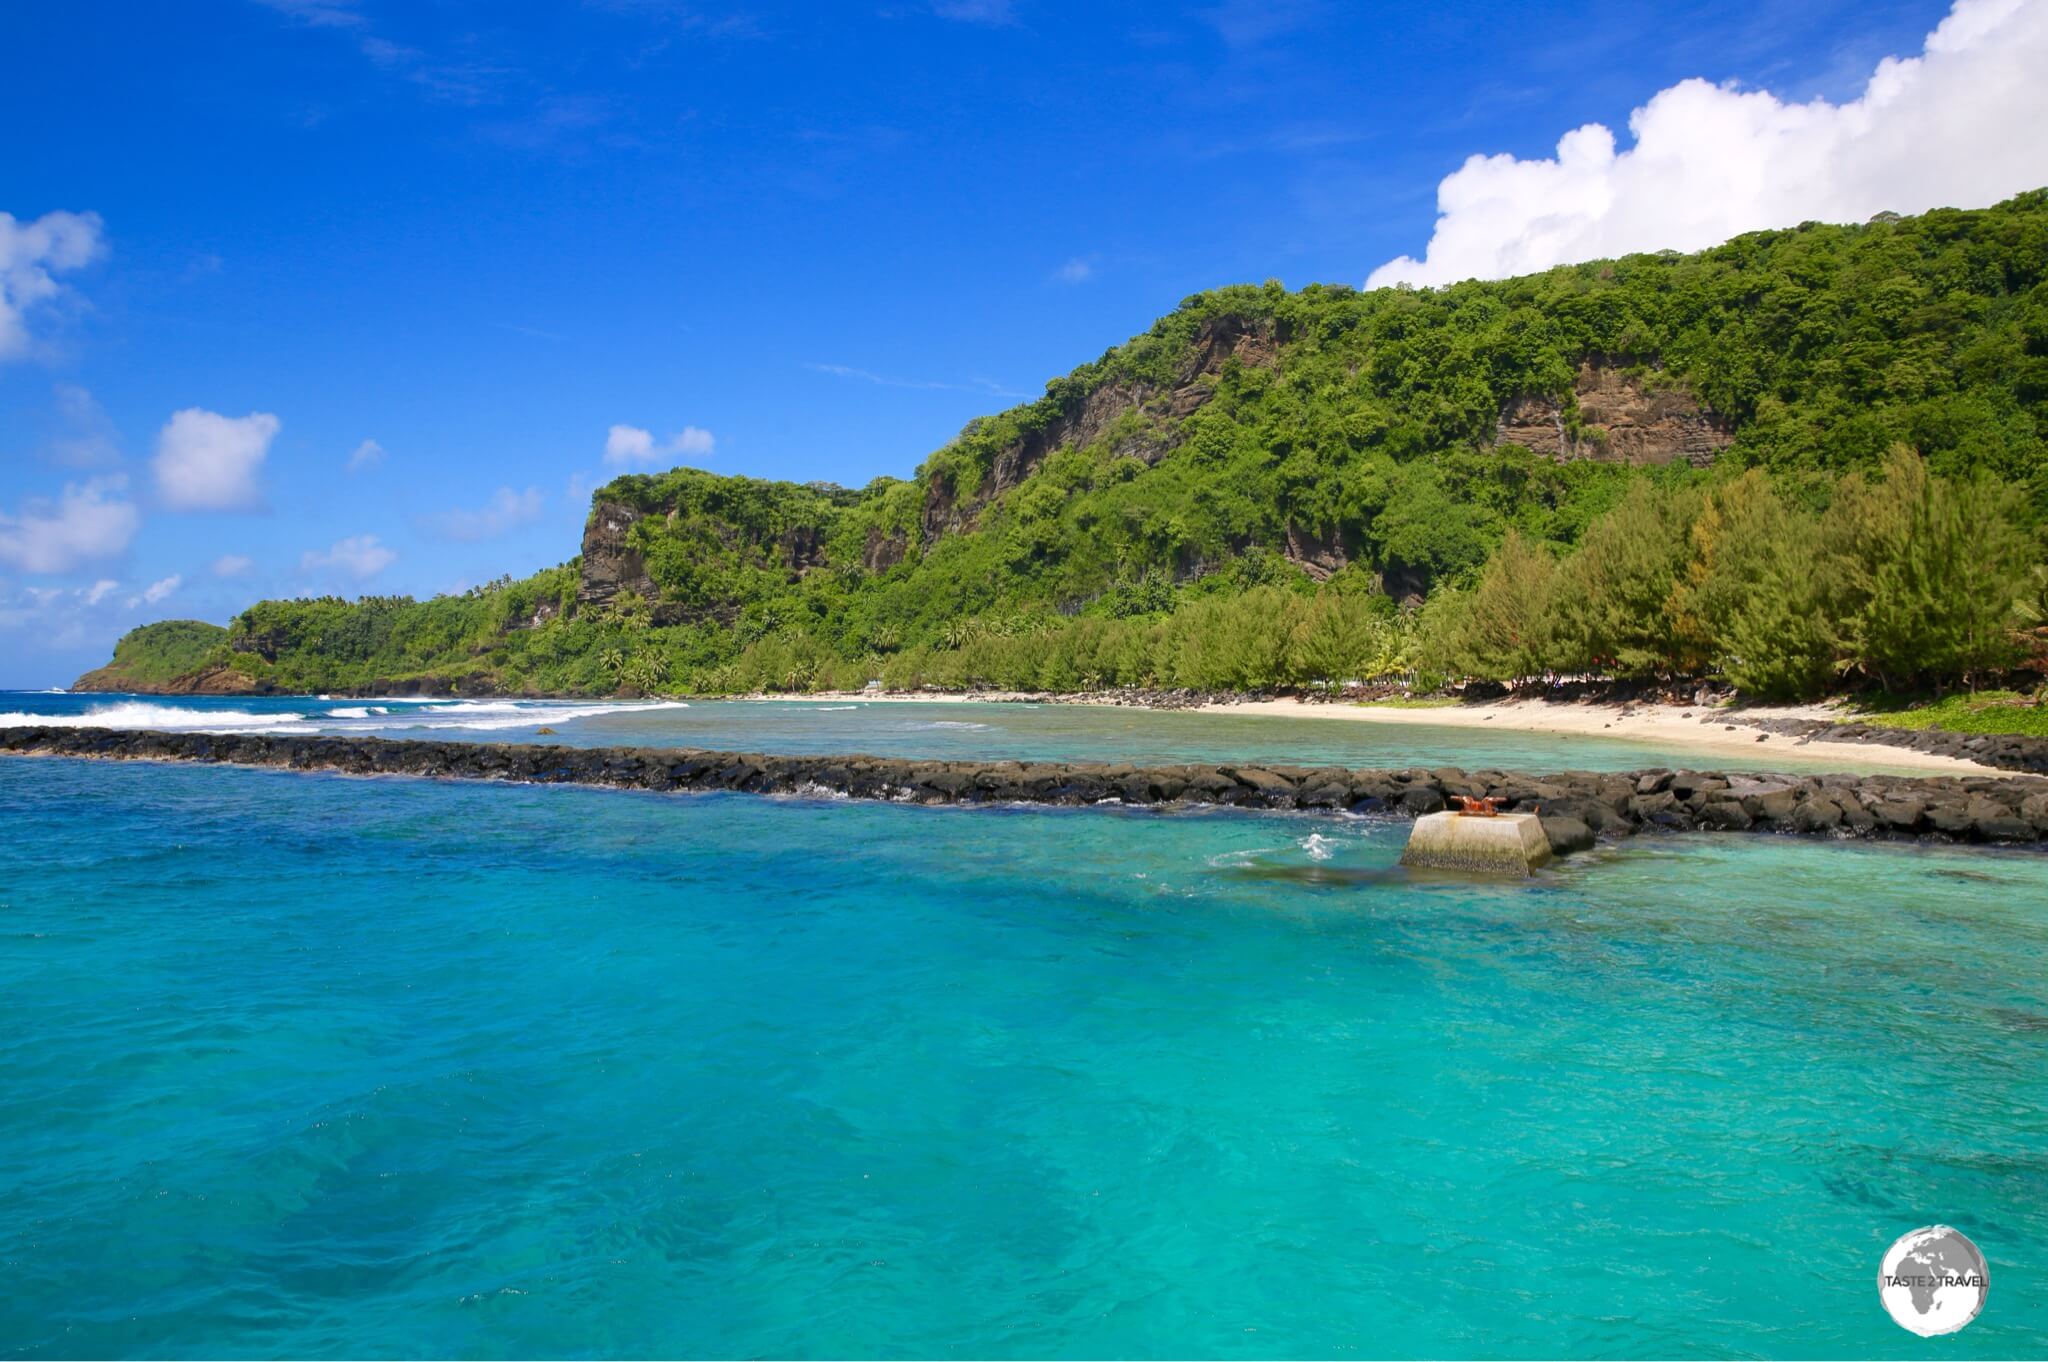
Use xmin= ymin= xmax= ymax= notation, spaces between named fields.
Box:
xmin=623 ymin=653 xmax=669 ymax=695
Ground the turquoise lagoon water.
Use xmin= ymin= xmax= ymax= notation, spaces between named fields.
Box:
xmin=0 ymin=690 xmax=1928 ymax=774
xmin=4 ymin=756 xmax=2047 ymax=1357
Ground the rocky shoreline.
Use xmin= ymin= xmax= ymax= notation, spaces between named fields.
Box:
xmin=1720 ymin=713 xmax=2048 ymax=775
xmin=8 ymin=726 xmax=2048 ymax=855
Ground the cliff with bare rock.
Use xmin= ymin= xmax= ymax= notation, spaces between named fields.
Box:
xmin=77 ymin=192 xmax=2048 ymax=698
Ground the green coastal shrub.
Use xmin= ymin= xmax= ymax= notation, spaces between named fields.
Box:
xmin=98 ymin=193 xmax=2048 ymax=702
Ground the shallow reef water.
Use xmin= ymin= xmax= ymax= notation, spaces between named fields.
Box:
xmin=3 ymin=757 xmax=2046 ymax=1357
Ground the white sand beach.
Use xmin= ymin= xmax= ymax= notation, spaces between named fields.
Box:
xmin=753 ymin=690 xmax=1988 ymax=774
xmin=1200 ymin=697 xmax=1985 ymax=773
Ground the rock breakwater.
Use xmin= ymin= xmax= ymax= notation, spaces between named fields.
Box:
xmin=9 ymin=726 xmax=2048 ymax=855
xmin=1725 ymin=714 xmax=2048 ymax=775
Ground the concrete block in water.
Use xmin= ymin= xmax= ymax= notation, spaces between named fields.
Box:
xmin=1400 ymin=811 xmax=1552 ymax=875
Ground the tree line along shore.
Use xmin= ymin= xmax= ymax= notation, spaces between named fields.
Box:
xmin=76 ymin=193 xmax=2048 ymax=719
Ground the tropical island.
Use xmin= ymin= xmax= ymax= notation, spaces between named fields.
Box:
xmin=81 ymin=193 xmax=2048 ymax=739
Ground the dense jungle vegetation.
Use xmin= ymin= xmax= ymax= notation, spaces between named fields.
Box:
xmin=91 ymin=192 xmax=2048 ymax=701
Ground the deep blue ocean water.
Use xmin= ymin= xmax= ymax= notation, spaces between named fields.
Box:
xmin=4 ymin=756 xmax=2047 ymax=1357
xmin=0 ymin=691 xmax=1933 ymax=774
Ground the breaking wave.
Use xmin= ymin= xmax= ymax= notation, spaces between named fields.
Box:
xmin=0 ymin=697 xmax=691 ymax=736
xmin=387 ymin=700 xmax=691 ymax=732
xmin=0 ymin=702 xmax=308 ymax=733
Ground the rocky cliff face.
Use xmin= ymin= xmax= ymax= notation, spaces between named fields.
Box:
xmin=921 ymin=312 xmax=1281 ymax=541
xmin=1495 ymin=360 xmax=1731 ymax=466
xmin=70 ymin=661 xmax=270 ymax=695
xmin=576 ymin=501 xmax=660 ymax=610
xmin=576 ymin=497 xmax=835 ymax=622
xmin=1282 ymin=522 xmax=1351 ymax=582
xmin=862 ymin=526 xmax=909 ymax=574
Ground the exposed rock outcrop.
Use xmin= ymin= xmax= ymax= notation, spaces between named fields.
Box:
xmin=576 ymin=500 xmax=660 ymax=611
xmin=9 ymin=727 xmax=2048 ymax=851
xmin=578 ymin=499 xmax=835 ymax=620
xmin=862 ymin=526 xmax=909 ymax=575
xmin=922 ymin=312 xmax=1281 ymax=541
xmin=1283 ymin=523 xmax=1351 ymax=582
xmin=777 ymin=524 xmax=829 ymax=577
xmin=1723 ymin=715 xmax=2048 ymax=776
xmin=1495 ymin=360 xmax=1731 ymax=466
xmin=69 ymin=663 xmax=272 ymax=696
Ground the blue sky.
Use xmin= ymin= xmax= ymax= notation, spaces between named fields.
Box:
xmin=0 ymin=0 xmax=1990 ymax=686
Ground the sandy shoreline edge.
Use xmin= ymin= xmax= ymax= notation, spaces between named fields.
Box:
xmin=746 ymin=690 xmax=1988 ymax=774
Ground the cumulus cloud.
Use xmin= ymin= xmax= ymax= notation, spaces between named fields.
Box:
xmin=0 ymin=209 xmax=105 ymax=361
xmin=0 ymin=575 xmax=140 ymax=650
xmin=432 ymin=486 xmax=545 ymax=541
xmin=128 ymin=574 xmax=181 ymax=609
xmin=301 ymin=534 xmax=396 ymax=580
xmin=1367 ymin=0 xmax=2048 ymax=289
xmin=212 ymin=553 xmax=253 ymax=577
xmin=153 ymin=408 xmax=281 ymax=511
xmin=1051 ymin=256 xmax=1095 ymax=284
xmin=0 ymin=476 xmax=141 ymax=573
xmin=347 ymin=438 xmax=386 ymax=473
xmin=604 ymin=423 xmax=715 ymax=466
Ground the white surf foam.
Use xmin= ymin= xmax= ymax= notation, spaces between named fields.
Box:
xmin=1299 ymin=832 xmax=1345 ymax=862
xmin=0 ymin=701 xmax=308 ymax=732
xmin=391 ymin=699 xmax=693 ymax=731
xmin=0 ymin=696 xmax=694 ymax=735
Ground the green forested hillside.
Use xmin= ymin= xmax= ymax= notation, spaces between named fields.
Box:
xmin=87 ymin=192 xmax=2048 ymax=698
xmin=73 ymin=620 xmax=230 ymax=691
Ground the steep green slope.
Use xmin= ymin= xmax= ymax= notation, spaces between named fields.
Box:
xmin=89 ymin=192 xmax=2048 ymax=698
xmin=72 ymin=620 xmax=232 ymax=692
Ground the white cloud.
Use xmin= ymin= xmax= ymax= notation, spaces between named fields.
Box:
xmin=604 ymin=423 xmax=715 ymax=466
xmin=0 ymin=476 xmax=140 ymax=573
xmin=128 ymin=574 xmax=182 ymax=609
xmin=301 ymin=534 xmax=396 ymax=580
xmin=0 ymin=576 xmax=141 ymax=650
xmin=153 ymin=408 xmax=280 ymax=511
xmin=212 ymin=553 xmax=253 ymax=577
xmin=1052 ymin=256 xmax=1095 ymax=284
xmin=347 ymin=438 xmax=385 ymax=473
xmin=1367 ymin=0 xmax=2048 ymax=289
xmin=604 ymin=424 xmax=655 ymax=464
xmin=0 ymin=209 xmax=105 ymax=361
xmin=432 ymin=485 xmax=544 ymax=541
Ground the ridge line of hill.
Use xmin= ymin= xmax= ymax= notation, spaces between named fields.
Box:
xmin=78 ymin=191 xmax=2048 ymax=704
